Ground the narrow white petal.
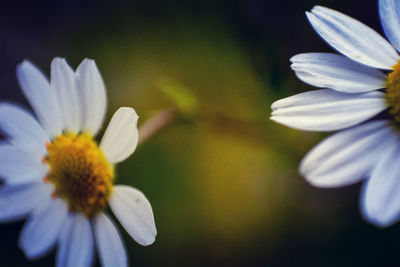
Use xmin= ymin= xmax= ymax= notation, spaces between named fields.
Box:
xmin=51 ymin=58 xmax=82 ymax=133
xmin=0 ymin=183 xmax=50 ymax=222
xmin=0 ymin=103 xmax=49 ymax=157
xmin=271 ymin=89 xmax=386 ymax=131
xmin=19 ymin=199 xmax=67 ymax=259
xmin=307 ymin=6 xmax=399 ymax=69
xmin=291 ymin=53 xmax=386 ymax=92
xmin=0 ymin=143 xmax=47 ymax=185
xmin=379 ymin=0 xmax=400 ymax=52
xmin=108 ymin=185 xmax=157 ymax=246
xmin=361 ymin=143 xmax=400 ymax=227
xmin=93 ymin=213 xmax=128 ymax=267
xmin=100 ymin=107 xmax=139 ymax=164
xmin=56 ymin=213 xmax=94 ymax=267
xmin=300 ymin=121 xmax=398 ymax=187
xmin=17 ymin=60 xmax=63 ymax=138
xmin=76 ymin=59 xmax=107 ymax=136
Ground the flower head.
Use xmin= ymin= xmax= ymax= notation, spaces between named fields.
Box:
xmin=271 ymin=0 xmax=400 ymax=227
xmin=0 ymin=58 xmax=157 ymax=266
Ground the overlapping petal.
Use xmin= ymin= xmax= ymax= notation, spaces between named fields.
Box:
xmin=56 ymin=213 xmax=94 ymax=267
xmin=76 ymin=59 xmax=107 ymax=136
xmin=0 ymin=143 xmax=47 ymax=185
xmin=300 ymin=121 xmax=398 ymax=187
xmin=0 ymin=103 xmax=49 ymax=157
xmin=17 ymin=61 xmax=63 ymax=138
xmin=19 ymin=199 xmax=68 ymax=259
xmin=291 ymin=53 xmax=386 ymax=92
xmin=307 ymin=6 xmax=399 ymax=69
xmin=0 ymin=183 xmax=51 ymax=222
xmin=51 ymin=58 xmax=82 ymax=133
xmin=93 ymin=213 xmax=128 ymax=267
xmin=362 ymin=142 xmax=400 ymax=227
xmin=379 ymin=0 xmax=400 ymax=52
xmin=271 ymin=89 xmax=386 ymax=131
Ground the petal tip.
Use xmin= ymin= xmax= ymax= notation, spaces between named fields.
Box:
xmin=17 ymin=60 xmax=32 ymax=72
xmin=140 ymin=233 xmax=157 ymax=246
xmin=311 ymin=5 xmax=326 ymax=13
xmin=360 ymin=207 xmax=391 ymax=228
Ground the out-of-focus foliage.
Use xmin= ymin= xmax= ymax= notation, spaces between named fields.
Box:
xmin=159 ymin=80 xmax=198 ymax=117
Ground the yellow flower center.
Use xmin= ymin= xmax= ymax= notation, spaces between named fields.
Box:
xmin=44 ymin=133 xmax=114 ymax=217
xmin=386 ymin=61 xmax=400 ymax=123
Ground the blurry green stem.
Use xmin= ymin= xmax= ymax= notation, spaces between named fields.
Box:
xmin=138 ymin=108 xmax=179 ymax=145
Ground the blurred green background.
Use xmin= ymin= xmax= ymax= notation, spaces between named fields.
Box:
xmin=1 ymin=0 xmax=399 ymax=266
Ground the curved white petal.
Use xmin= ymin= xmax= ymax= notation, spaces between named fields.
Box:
xmin=291 ymin=53 xmax=386 ymax=92
xmin=0 ymin=143 xmax=47 ymax=185
xmin=19 ymin=199 xmax=68 ymax=259
xmin=56 ymin=213 xmax=94 ymax=267
xmin=76 ymin=59 xmax=107 ymax=136
xmin=51 ymin=58 xmax=82 ymax=133
xmin=17 ymin=60 xmax=63 ymax=138
xmin=307 ymin=6 xmax=399 ymax=69
xmin=100 ymin=107 xmax=139 ymax=164
xmin=379 ymin=0 xmax=400 ymax=52
xmin=108 ymin=185 xmax=157 ymax=246
xmin=0 ymin=182 xmax=50 ymax=222
xmin=93 ymin=213 xmax=128 ymax=267
xmin=0 ymin=103 xmax=49 ymax=157
xmin=300 ymin=121 xmax=398 ymax=187
xmin=361 ymin=142 xmax=400 ymax=227
xmin=270 ymin=89 xmax=386 ymax=131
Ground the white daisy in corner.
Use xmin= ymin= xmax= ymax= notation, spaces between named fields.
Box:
xmin=0 ymin=58 xmax=157 ymax=266
xmin=271 ymin=0 xmax=400 ymax=227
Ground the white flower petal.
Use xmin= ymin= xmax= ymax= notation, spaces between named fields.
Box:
xmin=93 ymin=213 xmax=128 ymax=267
xmin=379 ymin=0 xmax=400 ymax=52
xmin=51 ymin=58 xmax=82 ymax=133
xmin=0 ymin=103 xmax=49 ymax=157
xmin=56 ymin=213 xmax=94 ymax=267
xmin=108 ymin=185 xmax=157 ymax=246
xmin=361 ymin=142 xmax=400 ymax=227
xmin=0 ymin=143 xmax=47 ymax=185
xmin=17 ymin=60 xmax=63 ymax=138
xmin=76 ymin=59 xmax=107 ymax=136
xmin=19 ymin=198 xmax=68 ymax=259
xmin=270 ymin=89 xmax=386 ymax=131
xmin=300 ymin=121 xmax=398 ymax=188
xmin=0 ymin=182 xmax=50 ymax=222
xmin=307 ymin=6 xmax=399 ymax=69
xmin=290 ymin=53 xmax=386 ymax=92
xmin=100 ymin=107 xmax=139 ymax=164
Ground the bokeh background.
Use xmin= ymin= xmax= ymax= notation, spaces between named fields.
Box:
xmin=0 ymin=0 xmax=398 ymax=266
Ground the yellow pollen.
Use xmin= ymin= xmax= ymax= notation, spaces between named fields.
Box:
xmin=386 ymin=61 xmax=400 ymax=122
xmin=45 ymin=133 xmax=114 ymax=217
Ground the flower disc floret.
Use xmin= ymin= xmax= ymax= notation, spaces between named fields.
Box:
xmin=45 ymin=133 xmax=114 ymax=217
xmin=386 ymin=61 xmax=400 ymax=123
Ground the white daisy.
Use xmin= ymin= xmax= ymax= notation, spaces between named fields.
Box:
xmin=0 ymin=58 xmax=157 ymax=266
xmin=271 ymin=0 xmax=400 ymax=227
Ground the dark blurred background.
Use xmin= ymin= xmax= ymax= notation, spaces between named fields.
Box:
xmin=1 ymin=0 xmax=398 ymax=266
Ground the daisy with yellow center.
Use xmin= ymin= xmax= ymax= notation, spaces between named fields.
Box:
xmin=0 ymin=58 xmax=156 ymax=266
xmin=271 ymin=0 xmax=400 ymax=227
